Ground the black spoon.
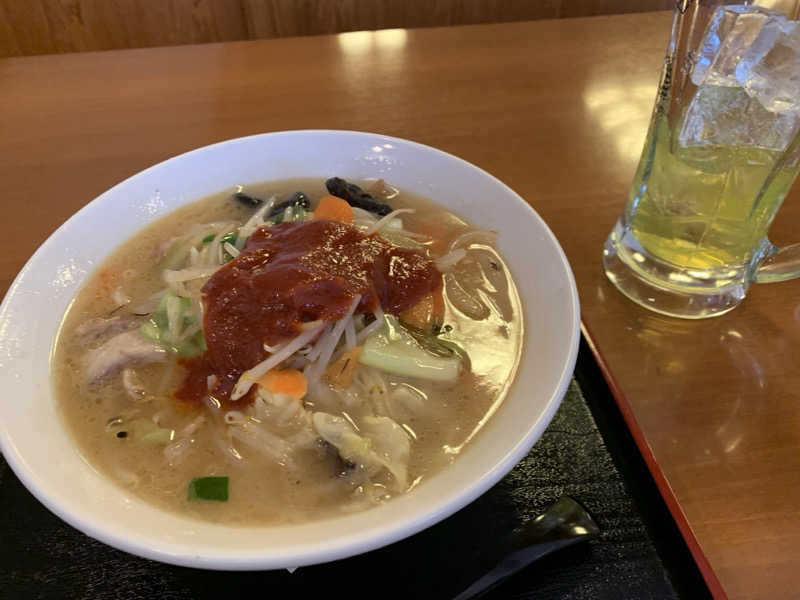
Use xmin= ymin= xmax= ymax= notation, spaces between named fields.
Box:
xmin=452 ymin=496 xmax=600 ymax=600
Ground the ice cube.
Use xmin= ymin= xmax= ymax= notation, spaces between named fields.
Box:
xmin=734 ymin=15 xmax=795 ymax=84
xmin=741 ymin=22 xmax=800 ymax=113
xmin=710 ymin=11 xmax=791 ymax=86
xmin=678 ymin=85 xmax=799 ymax=151
xmin=691 ymin=5 xmax=785 ymax=87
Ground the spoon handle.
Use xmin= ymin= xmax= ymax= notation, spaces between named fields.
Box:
xmin=452 ymin=496 xmax=599 ymax=600
xmin=451 ymin=538 xmax=583 ymax=600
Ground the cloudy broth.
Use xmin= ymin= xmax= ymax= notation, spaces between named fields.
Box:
xmin=54 ymin=178 xmax=522 ymax=525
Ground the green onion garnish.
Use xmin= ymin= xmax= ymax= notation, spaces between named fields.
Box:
xmin=188 ymin=476 xmax=229 ymax=501
xmin=202 ymin=233 xmax=216 ymax=243
xmin=220 ymin=231 xmax=238 ymax=245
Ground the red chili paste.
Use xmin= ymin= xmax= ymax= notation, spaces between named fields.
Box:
xmin=175 ymin=220 xmax=440 ymax=406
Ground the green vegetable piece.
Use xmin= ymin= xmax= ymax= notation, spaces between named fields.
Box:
xmin=139 ymin=292 xmax=206 ymax=357
xmin=188 ymin=476 xmax=229 ymax=501
xmin=219 ymin=231 xmax=240 ymax=262
xmin=359 ymin=316 xmax=462 ymax=382
xmin=219 ymin=231 xmax=238 ymax=245
xmin=177 ymin=329 xmax=207 ymax=357
xmin=202 ymin=233 xmax=216 ymax=243
xmin=119 ymin=418 xmax=174 ymax=445
xmin=139 ymin=427 xmax=174 ymax=445
xmin=401 ymin=323 xmax=463 ymax=358
xmin=139 ymin=320 xmax=161 ymax=342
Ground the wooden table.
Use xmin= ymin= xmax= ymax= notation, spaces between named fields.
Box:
xmin=2 ymin=11 xmax=798 ymax=600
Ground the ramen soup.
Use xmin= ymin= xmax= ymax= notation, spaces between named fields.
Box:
xmin=54 ymin=177 xmax=522 ymax=525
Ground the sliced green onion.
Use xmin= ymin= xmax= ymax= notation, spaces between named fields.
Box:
xmin=219 ymin=231 xmax=238 ymax=245
xmin=188 ymin=476 xmax=229 ymax=501
xmin=220 ymin=232 xmax=240 ymax=262
xmin=202 ymin=233 xmax=216 ymax=243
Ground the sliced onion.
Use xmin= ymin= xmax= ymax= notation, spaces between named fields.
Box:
xmin=448 ymin=229 xmax=497 ymax=252
xmin=435 ymin=248 xmax=467 ymax=272
xmin=365 ymin=209 xmax=416 ymax=235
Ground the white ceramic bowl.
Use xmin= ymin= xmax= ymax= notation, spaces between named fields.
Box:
xmin=0 ymin=131 xmax=579 ymax=570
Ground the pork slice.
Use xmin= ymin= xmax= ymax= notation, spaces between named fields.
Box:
xmin=75 ymin=316 xmax=141 ymax=344
xmin=85 ymin=330 xmax=167 ymax=382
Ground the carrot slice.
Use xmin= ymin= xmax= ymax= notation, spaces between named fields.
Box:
xmin=325 ymin=347 xmax=363 ymax=389
xmin=313 ymin=195 xmax=354 ymax=225
xmin=399 ymin=290 xmax=445 ymax=331
xmin=257 ymin=369 xmax=307 ymax=399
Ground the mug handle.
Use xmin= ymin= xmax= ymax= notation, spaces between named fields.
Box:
xmin=752 ymin=119 xmax=800 ymax=284
xmin=755 ymin=242 xmax=800 ymax=283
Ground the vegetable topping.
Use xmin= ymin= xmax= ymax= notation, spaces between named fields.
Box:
xmin=175 ymin=220 xmax=441 ymax=407
xmin=325 ymin=177 xmax=393 ymax=216
xmin=188 ymin=476 xmax=229 ymax=501
xmin=313 ymin=195 xmax=354 ymax=225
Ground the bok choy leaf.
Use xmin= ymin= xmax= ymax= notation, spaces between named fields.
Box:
xmin=359 ymin=315 xmax=461 ymax=382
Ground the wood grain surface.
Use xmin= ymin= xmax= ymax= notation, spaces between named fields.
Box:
xmin=0 ymin=0 xmax=673 ymax=57
xmin=1 ymin=11 xmax=798 ymax=600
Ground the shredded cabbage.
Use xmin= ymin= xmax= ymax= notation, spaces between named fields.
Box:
xmin=312 ymin=412 xmax=410 ymax=490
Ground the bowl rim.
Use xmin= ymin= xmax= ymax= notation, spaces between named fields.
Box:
xmin=0 ymin=129 xmax=580 ymax=570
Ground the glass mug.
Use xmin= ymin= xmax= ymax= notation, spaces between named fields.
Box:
xmin=603 ymin=0 xmax=800 ymax=318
